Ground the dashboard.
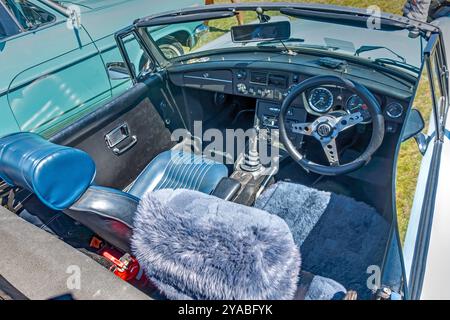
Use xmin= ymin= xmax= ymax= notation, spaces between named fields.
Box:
xmin=232 ymin=69 xmax=406 ymax=125
xmin=169 ymin=64 xmax=410 ymax=134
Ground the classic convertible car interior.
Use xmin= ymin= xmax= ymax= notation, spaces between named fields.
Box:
xmin=0 ymin=4 xmax=435 ymax=300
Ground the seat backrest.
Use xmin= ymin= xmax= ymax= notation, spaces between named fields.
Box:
xmin=0 ymin=133 xmax=136 ymax=252
xmin=0 ymin=132 xmax=96 ymax=211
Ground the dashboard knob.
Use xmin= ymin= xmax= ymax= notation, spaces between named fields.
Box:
xmin=236 ymin=70 xmax=247 ymax=80
xmin=237 ymin=83 xmax=247 ymax=94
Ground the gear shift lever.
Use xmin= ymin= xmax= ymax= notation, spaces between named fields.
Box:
xmin=240 ymin=127 xmax=262 ymax=172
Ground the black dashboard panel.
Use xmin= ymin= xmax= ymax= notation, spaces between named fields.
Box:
xmin=235 ymin=69 xmax=301 ymax=101
xmin=168 ymin=51 xmax=415 ymax=100
xmin=168 ymin=52 xmax=413 ymax=134
xmin=256 ymin=100 xmax=307 ymax=129
xmin=179 ymin=70 xmax=234 ymax=94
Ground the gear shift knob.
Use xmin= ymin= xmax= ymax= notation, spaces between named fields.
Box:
xmin=240 ymin=127 xmax=262 ymax=172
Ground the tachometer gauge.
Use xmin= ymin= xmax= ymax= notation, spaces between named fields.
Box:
xmin=346 ymin=94 xmax=371 ymax=123
xmin=308 ymin=87 xmax=334 ymax=113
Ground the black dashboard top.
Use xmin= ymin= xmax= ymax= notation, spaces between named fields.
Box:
xmin=168 ymin=51 xmax=416 ymax=101
xmin=168 ymin=51 xmax=414 ymax=132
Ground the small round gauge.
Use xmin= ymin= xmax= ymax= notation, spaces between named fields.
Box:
xmin=346 ymin=94 xmax=372 ymax=123
xmin=386 ymin=102 xmax=404 ymax=119
xmin=308 ymin=87 xmax=334 ymax=113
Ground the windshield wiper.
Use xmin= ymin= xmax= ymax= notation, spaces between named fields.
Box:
xmin=257 ymin=40 xmax=339 ymax=52
xmin=354 ymin=45 xmax=420 ymax=74
xmin=355 ymin=45 xmax=406 ymax=63
xmin=257 ymin=37 xmax=305 ymax=46
xmin=373 ymin=58 xmax=420 ymax=74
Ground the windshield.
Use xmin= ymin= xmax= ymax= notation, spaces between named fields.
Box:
xmin=147 ymin=9 xmax=424 ymax=73
xmin=0 ymin=2 xmax=20 ymax=40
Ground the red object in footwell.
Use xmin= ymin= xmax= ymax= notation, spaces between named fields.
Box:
xmin=100 ymin=247 xmax=146 ymax=282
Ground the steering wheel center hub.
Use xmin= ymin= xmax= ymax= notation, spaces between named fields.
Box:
xmin=311 ymin=116 xmax=339 ymax=142
xmin=316 ymin=122 xmax=334 ymax=137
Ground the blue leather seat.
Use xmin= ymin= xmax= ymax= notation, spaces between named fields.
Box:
xmin=0 ymin=133 xmax=228 ymax=251
xmin=0 ymin=133 xmax=96 ymax=211
xmin=128 ymin=150 xmax=228 ymax=198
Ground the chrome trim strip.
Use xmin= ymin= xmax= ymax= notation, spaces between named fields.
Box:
xmin=183 ymin=75 xmax=232 ymax=83
xmin=38 ymin=0 xmax=69 ymax=17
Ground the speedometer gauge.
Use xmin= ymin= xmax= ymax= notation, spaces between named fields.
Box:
xmin=346 ymin=94 xmax=372 ymax=123
xmin=308 ymin=87 xmax=334 ymax=113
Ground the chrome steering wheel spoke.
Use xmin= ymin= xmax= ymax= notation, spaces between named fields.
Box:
xmin=321 ymin=138 xmax=340 ymax=166
xmin=291 ymin=122 xmax=314 ymax=136
xmin=336 ymin=112 xmax=364 ymax=132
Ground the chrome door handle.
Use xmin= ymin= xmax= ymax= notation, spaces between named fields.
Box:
xmin=113 ymin=135 xmax=138 ymax=155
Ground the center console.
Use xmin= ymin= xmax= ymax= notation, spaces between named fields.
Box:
xmin=232 ymin=69 xmax=308 ymax=131
xmin=234 ymin=69 xmax=302 ymax=102
xmin=256 ymin=100 xmax=307 ymax=130
xmin=231 ymin=95 xmax=308 ymax=206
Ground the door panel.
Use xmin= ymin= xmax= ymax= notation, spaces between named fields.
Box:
xmin=51 ymin=75 xmax=175 ymax=190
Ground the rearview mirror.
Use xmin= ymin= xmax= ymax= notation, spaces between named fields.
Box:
xmin=106 ymin=62 xmax=131 ymax=80
xmin=231 ymin=21 xmax=291 ymax=43
xmin=402 ymin=108 xmax=425 ymax=142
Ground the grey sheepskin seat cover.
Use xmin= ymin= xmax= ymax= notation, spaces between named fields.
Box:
xmin=255 ymin=181 xmax=389 ymax=300
xmin=255 ymin=181 xmax=331 ymax=247
xmin=304 ymin=275 xmax=346 ymax=300
xmin=131 ymin=189 xmax=301 ymax=300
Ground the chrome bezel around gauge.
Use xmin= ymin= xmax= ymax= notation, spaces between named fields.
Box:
xmin=308 ymin=87 xmax=334 ymax=114
xmin=345 ymin=94 xmax=372 ymax=124
xmin=386 ymin=102 xmax=404 ymax=119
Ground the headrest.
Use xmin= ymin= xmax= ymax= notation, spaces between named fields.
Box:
xmin=0 ymin=133 xmax=96 ymax=210
xmin=132 ymin=189 xmax=301 ymax=300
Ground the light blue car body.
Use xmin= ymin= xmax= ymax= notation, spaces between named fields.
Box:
xmin=0 ymin=0 xmax=203 ymax=137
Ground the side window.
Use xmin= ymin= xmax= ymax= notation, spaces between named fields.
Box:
xmin=398 ymin=36 xmax=449 ymax=295
xmin=120 ymin=32 xmax=155 ymax=80
xmin=396 ymin=38 xmax=448 ymax=240
xmin=395 ymin=67 xmax=435 ymax=243
xmin=430 ymin=45 xmax=448 ymax=128
xmin=1 ymin=0 xmax=55 ymax=30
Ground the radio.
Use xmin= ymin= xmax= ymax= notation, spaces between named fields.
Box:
xmin=234 ymin=70 xmax=296 ymax=102
xmin=256 ymin=101 xmax=307 ymax=130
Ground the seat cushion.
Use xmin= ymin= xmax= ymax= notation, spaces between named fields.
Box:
xmin=128 ymin=150 xmax=228 ymax=198
xmin=255 ymin=181 xmax=331 ymax=247
xmin=304 ymin=275 xmax=347 ymax=300
xmin=294 ymin=271 xmax=347 ymax=300
xmin=131 ymin=189 xmax=301 ymax=300
xmin=255 ymin=181 xmax=389 ymax=299
xmin=0 ymin=133 xmax=96 ymax=210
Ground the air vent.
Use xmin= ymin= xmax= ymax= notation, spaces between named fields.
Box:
xmin=250 ymin=72 xmax=268 ymax=85
xmin=317 ymin=57 xmax=348 ymax=70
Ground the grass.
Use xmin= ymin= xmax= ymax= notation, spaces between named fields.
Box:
xmin=202 ymin=0 xmax=428 ymax=243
